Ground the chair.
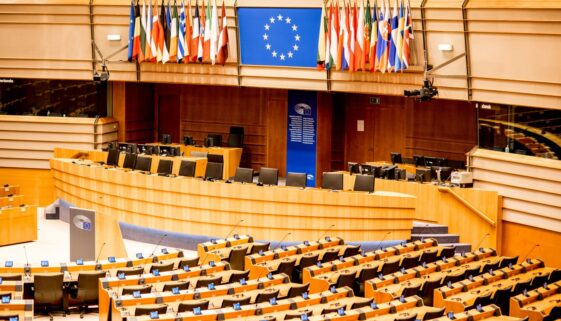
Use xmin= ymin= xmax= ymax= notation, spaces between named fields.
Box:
xmin=396 ymin=313 xmax=418 ymax=321
xmin=68 ymin=271 xmax=105 ymax=317
xmin=353 ymin=175 xmax=375 ymax=193
xmin=195 ymin=275 xmax=223 ymax=288
xmin=250 ymin=242 xmax=270 ymax=254
xmin=255 ymin=288 xmax=280 ymax=303
xmin=354 ymin=265 xmax=379 ymax=296
xmin=481 ymin=260 xmax=501 ymax=274
xmin=465 ymin=265 xmax=481 ymax=279
xmin=228 ymin=126 xmax=244 ymax=148
xmin=530 ymin=272 xmax=550 ymax=290
xmin=116 ymin=266 xmax=144 ymax=276
xmin=178 ymin=257 xmax=200 ymax=269
xmin=293 ymin=253 xmax=320 ymax=283
xmin=205 ymin=162 xmax=224 ymax=180
xmin=0 ymin=274 xmax=21 ymax=281
xmin=134 ymin=304 xmax=168 ymax=317
xmin=423 ymin=307 xmax=445 ymax=320
xmin=544 ymin=306 xmax=561 ymax=321
xmin=221 ymin=295 xmax=251 ymax=308
xmin=205 ymin=134 xmax=222 ymax=147
xmin=285 ymin=283 xmax=309 ymax=299
xmin=439 ymin=246 xmax=456 ymax=260
xmin=400 ymin=253 xmax=421 ymax=270
xmin=259 ymin=168 xmax=279 ymax=185
xmin=335 ymin=270 xmax=356 ymax=288
xmin=401 ymin=283 xmax=422 ymax=298
xmin=276 ymin=258 xmax=297 ymax=280
xmin=228 ymin=270 xmax=250 ymax=284
xmin=466 ymin=292 xmax=492 ymax=310
xmin=442 ymin=271 xmax=466 ymax=285
xmin=381 ymin=257 xmax=401 ymax=275
xmin=499 ymin=256 xmax=519 ymax=268
xmin=122 ymin=153 xmax=137 ymax=169
xmin=190 ymin=151 xmax=208 ymax=158
xmin=121 ymin=284 xmax=152 ymax=295
xmin=233 ymin=167 xmax=254 ymax=183
xmin=350 ymin=297 xmax=373 ymax=309
xmin=222 ymin=246 xmax=247 ymax=271
xmin=106 ymin=149 xmax=120 ymax=166
xmin=322 ymin=172 xmax=343 ymax=190
xmin=321 ymin=250 xmax=340 ymax=263
xmin=342 ymin=245 xmax=361 ymax=258
xmin=512 ymin=279 xmax=532 ymax=295
xmin=419 ymin=248 xmax=439 ymax=264
xmin=321 ymin=306 xmax=343 ymax=315
xmin=420 ymin=277 xmax=443 ymax=306
xmin=33 ymin=273 xmax=66 ymax=320
xmin=134 ymin=156 xmax=152 ymax=172
xmin=549 ymin=269 xmax=561 ymax=283
xmin=286 ymin=172 xmax=307 ymax=188
xmin=162 ymin=280 xmax=190 ymax=292
xmin=149 ymin=262 xmax=174 ymax=274
xmin=157 ymin=159 xmax=173 ymax=176
xmin=178 ymin=160 xmax=197 ymax=177
xmin=177 ymin=300 xmax=210 ymax=313
xmin=492 ymin=285 xmax=513 ymax=315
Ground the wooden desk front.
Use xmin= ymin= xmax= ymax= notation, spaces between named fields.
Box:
xmin=0 ymin=205 xmax=37 ymax=246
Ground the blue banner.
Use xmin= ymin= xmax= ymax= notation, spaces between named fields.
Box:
xmin=286 ymin=90 xmax=317 ymax=187
xmin=237 ymin=8 xmax=321 ymax=67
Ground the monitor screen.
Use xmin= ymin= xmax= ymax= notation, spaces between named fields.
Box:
xmin=161 ymin=134 xmax=172 ymax=145
xmin=347 ymin=162 xmax=361 ymax=174
xmin=322 ymin=172 xmax=343 ymax=190
xmin=135 ymin=157 xmax=152 ymax=172
xmin=413 ymin=155 xmax=425 ymax=167
xmin=425 ymin=157 xmax=448 ymax=167
xmin=390 ymin=152 xmax=403 ymax=165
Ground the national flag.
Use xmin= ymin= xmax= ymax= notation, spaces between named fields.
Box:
xmin=349 ymin=1 xmax=356 ymax=71
xmin=151 ymin=0 xmax=160 ymax=62
xmin=317 ymin=0 xmax=328 ymax=69
xmin=198 ymin=0 xmax=206 ymax=61
xmin=178 ymin=0 xmax=186 ymax=62
xmin=329 ymin=1 xmax=339 ymax=70
xmin=363 ymin=0 xmax=371 ymax=70
xmin=338 ymin=1 xmax=349 ymax=70
xmin=139 ymin=0 xmax=148 ymax=62
xmin=169 ymin=0 xmax=179 ymax=62
xmin=191 ymin=0 xmax=200 ymax=62
xmin=394 ymin=0 xmax=404 ymax=71
xmin=203 ymin=0 xmax=212 ymax=62
xmin=216 ymin=0 xmax=229 ymax=65
xmin=402 ymin=0 xmax=413 ymax=69
xmin=128 ymin=0 xmax=135 ymax=62
xmin=324 ymin=1 xmax=332 ymax=70
xmin=388 ymin=0 xmax=398 ymax=71
xmin=146 ymin=0 xmax=155 ymax=62
xmin=375 ymin=0 xmax=390 ymax=73
xmin=368 ymin=0 xmax=377 ymax=71
xmin=160 ymin=0 xmax=170 ymax=63
xmin=355 ymin=0 xmax=364 ymax=71
xmin=133 ymin=1 xmax=142 ymax=62
xmin=185 ymin=0 xmax=193 ymax=62
xmin=210 ymin=0 xmax=219 ymax=64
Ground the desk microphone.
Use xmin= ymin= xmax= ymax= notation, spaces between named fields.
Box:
xmin=96 ymin=242 xmax=107 ymax=264
xmin=523 ymin=244 xmax=540 ymax=262
xmin=225 ymin=220 xmax=245 ymax=240
xmin=150 ymin=234 xmax=168 ymax=258
xmin=23 ymin=245 xmax=30 ymax=275
xmin=317 ymin=224 xmax=336 ymax=242
xmin=474 ymin=233 xmax=490 ymax=252
xmin=374 ymin=232 xmax=392 ymax=252
xmin=272 ymin=232 xmax=292 ymax=251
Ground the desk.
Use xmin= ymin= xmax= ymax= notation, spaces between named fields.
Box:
xmin=181 ymin=146 xmax=243 ymax=180
xmin=510 ymin=280 xmax=561 ymax=321
xmin=51 ymin=154 xmax=416 ymax=241
xmin=0 ymin=205 xmax=37 ymax=246
xmin=197 ymin=235 xmax=253 ymax=257
xmin=0 ymin=185 xmax=20 ymax=197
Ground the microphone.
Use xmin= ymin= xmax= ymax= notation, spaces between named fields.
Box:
xmin=150 ymin=234 xmax=168 ymax=258
xmin=317 ymin=224 xmax=336 ymax=242
xmin=523 ymin=244 xmax=540 ymax=262
xmin=96 ymin=242 xmax=107 ymax=263
xmin=474 ymin=233 xmax=490 ymax=251
xmin=23 ymin=245 xmax=30 ymax=275
xmin=224 ymin=220 xmax=245 ymax=240
xmin=272 ymin=232 xmax=292 ymax=251
xmin=374 ymin=232 xmax=392 ymax=252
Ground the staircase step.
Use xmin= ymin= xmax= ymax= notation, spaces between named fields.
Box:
xmin=410 ymin=233 xmax=460 ymax=244
xmin=412 ymin=222 xmax=448 ymax=235
xmin=440 ymin=243 xmax=472 ymax=254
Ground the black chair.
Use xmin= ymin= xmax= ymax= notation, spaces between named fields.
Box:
xmin=439 ymin=246 xmax=456 ymax=260
xmin=549 ymin=269 xmax=561 ymax=283
xmin=233 ymin=167 xmax=254 ymax=183
xmin=544 ymin=306 xmax=561 ymax=321
xmin=530 ymin=272 xmax=550 ymax=290
xmin=401 ymin=283 xmax=422 ymax=298
xmin=512 ymin=279 xmax=532 ymax=295
xmin=442 ymin=271 xmax=466 ymax=285
xmin=68 ymin=271 xmax=106 ymax=317
xmin=195 ymin=275 xmax=223 ymax=288
xmin=255 ymin=288 xmax=280 ymax=304
xmin=293 ymin=253 xmax=319 ymax=283
xmin=285 ymin=283 xmax=309 ymax=299
xmin=353 ymin=175 xmax=375 ymax=192
xmin=321 ymin=250 xmax=340 ymax=263
xmin=259 ymin=168 xmax=279 ymax=185
xmin=116 ymin=266 xmax=144 ymax=276
xmin=221 ymin=295 xmax=251 ymax=308
xmin=381 ymin=257 xmax=401 ymax=275
xmin=149 ymin=262 xmax=174 ymax=274
xmin=276 ymin=258 xmax=297 ymax=280
xmin=205 ymin=162 xmax=224 ymax=180
xmin=423 ymin=307 xmax=445 ymax=320
xmin=121 ymin=284 xmax=152 ymax=295
xmin=342 ymin=245 xmax=361 ymax=258
xmin=177 ymin=300 xmax=210 ymax=313
xmin=250 ymin=242 xmax=270 ymax=254
xmin=134 ymin=156 xmax=152 ymax=172
xmin=354 ymin=265 xmax=378 ymax=296
xmin=178 ymin=257 xmax=200 ymax=269
xmin=0 ymin=274 xmax=21 ymax=281
xmin=228 ymin=126 xmax=244 ymax=148
xmin=33 ymin=273 xmax=65 ymax=320
xmin=106 ymin=149 xmax=120 ymax=166
xmin=178 ymin=160 xmax=197 ymax=177
xmin=335 ymin=270 xmax=356 ymax=288
xmin=420 ymin=277 xmax=443 ymax=306
xmin=466 ymin=292 xmax=492 ymax=310
xmin=492 ymin=285 xmax=513 ymax=315
xmin=419 ymin=249 xmax=439 ymax=264
xmin=223 ymin=246 xmax=247 ymax=270
xmin=286 ymin=172 xmax=307 ymax=188
xmin=134 ymin=304 xmax=168 ymax=317
xmin=481 ymin=260 xmax=501 ymax=274
xmin=162 ymin=280 xmax=190 ymax=292
xmin=157 ymin=159 xmax=173 ymax=176
xmin=228 ymin=270 xmax=250 ymax=284
xmin=499 ymin=256 xmax=519 ymax=268
xmin=350 ymin=297 xmax=374 ymax=309
xmin=205 ymin=134 xmax=223 ymax=147
xmin=396 ymin=313 xmax=417 ymax=321
xmin=322 ymin=172 xmax=343 ymax=190
xmin=465 ymin=265 xmax=481 ymax=279
xmin=400 ymin=253 xmax=421 ymax=270
xmin=122 ymin=153 xmax=137 ymax=169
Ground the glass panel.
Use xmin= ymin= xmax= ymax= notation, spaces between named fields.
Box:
xmin=478 ymin=103 xmax=561 ymax=160
xmin=0 ymin=79 xmax=107 ymax=117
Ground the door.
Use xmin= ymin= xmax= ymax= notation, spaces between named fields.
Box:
xmin=345 ymin=105 xmax=375 ymax=164
xmin=157 ymin=94 xmax=181 ymax=143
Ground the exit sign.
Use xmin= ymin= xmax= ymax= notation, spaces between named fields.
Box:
xmin=369 ymin=97 xmax=380 ymax=105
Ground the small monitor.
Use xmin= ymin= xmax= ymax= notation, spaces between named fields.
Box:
xmin=76 ymin=259 xmax=84 ymax=265
xmin=161 ymin=248 xmax=168 ymax=254
xmin=381 ymin=165 xmax=397 ymax=179
xmin=136 ymin=253 xmax=144 ymax=259
xmin=360 ymin=164 xmax=373 ymax=175
xmin=183 ymin=135 xmax=195 ymax=146
xmin=269 ymin=297 xmax=277 ymax=305
xmin=209 ymin=260 xmax=215 ymax=267
xmin=240 ymin=278 xmax=247 ymax=285
xmin=1 ymin=296 xmax=10 ymax=304
xmin=415 ymin=168 xmax=432 ymax=183
xmin=133 ymin=290 xmax=141 ymax=298
xmin=161 ymin=134 xmax=172 ymax=145
xmin=9 ymin=317 xmax=17 ymax=321
xmin=233 ymin=302 xmax=241 ymax=310
xmin=338 ymin=308 xmax=345 ymax=316
xmin=347 ymin=162 xmax=361 ymax=175
xmin=413 ymin=155 xmax=425 ymax=167
xmin=137 ymin=144 xmax=152 ymax=155
xmin=425 ymin=157 xmax=448 ymax=167
xmin=118 ymin=273 xmax=126 ymax=280
xmin=302 ymin=292 xmax=309 ymax=299
xmin=208 ymin=283 xmax=215 ymax=290
xmin=150 ymin=311 xmax=159 ymax=319
xmin=390 ymin=152 xmax=402 ymax=165
xmin=193 ymin=307 xmax=202 ymax=315
xmin=183 ymin=265 xmax=190 ymax=272
xmin=41 ymin=260 xmax=49 ymax=267
xmin=267 ymin=273 xmax=273 ymax=280
xmin=0 ymin=277 xmax=2 ymax=284
xmin=152 ymin=269 xmax=159 ymax=276
xmin=108 ymin=256 xmax=116 ymax=263
xmin=5 ymin=261 xmax=13 ymax=267
xmin=172 ymin=287 xmax=180 ymax=294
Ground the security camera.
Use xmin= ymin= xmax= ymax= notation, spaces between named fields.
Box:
xmin=404 ymin=79 xmax=438 ymax=102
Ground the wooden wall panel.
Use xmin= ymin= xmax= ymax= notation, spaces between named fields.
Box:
xmin=0 ymin=168 xmax=55 ymax=206
xmin=265 ymin=90 xmax=288 ymax=176
xmin=124 ymin=83 xmax=155 ymax=143
xmin=316 ymin=92 xmax=334 ymax=186
xmin=502 ymin=221 xmax=561 ymax=268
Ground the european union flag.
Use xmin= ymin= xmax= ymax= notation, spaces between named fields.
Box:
xmin=238 ymin=8 xmax=321 ymax=68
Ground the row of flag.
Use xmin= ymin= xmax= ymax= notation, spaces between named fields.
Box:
xmin=127 ymin=0 xmax=229 ymax=65
xmin=317 ymin=0 xmax=414 ymax=73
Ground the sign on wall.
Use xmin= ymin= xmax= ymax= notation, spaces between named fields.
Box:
xmin=286 ymin=90 xmax=317 ymax=187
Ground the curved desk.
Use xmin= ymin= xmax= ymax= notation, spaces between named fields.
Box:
xmin=50 ymin=156 xmax=416 ymax=242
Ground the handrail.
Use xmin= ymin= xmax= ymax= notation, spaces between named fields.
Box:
xmin=437 ymin=186 xmax=496 ymax=227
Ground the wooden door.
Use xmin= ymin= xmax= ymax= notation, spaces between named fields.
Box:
xmin=345 ymin=105 xmax=375 ymax=164
xmin=372 ymin=102 xmax=406 ymax=162
xmin=157 ymin=94 xmax=181 ymax=143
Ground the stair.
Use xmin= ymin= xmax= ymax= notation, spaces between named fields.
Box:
xmin=411 ymin=222 xmax=471 ymax=254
